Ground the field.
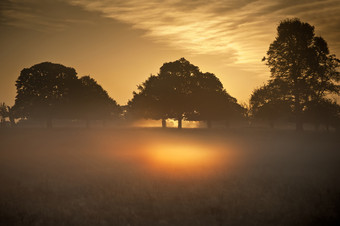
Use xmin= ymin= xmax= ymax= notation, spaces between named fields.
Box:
xmin=0 ymin=128 xmax=339 ymax=225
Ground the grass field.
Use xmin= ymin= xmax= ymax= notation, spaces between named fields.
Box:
xmin=0 ymin=128 xmax=339 ymax=225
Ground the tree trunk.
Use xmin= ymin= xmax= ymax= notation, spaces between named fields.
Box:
xmin=9 ymin=116 xmax=15 ymax=127
xmin=292 ymin=72 xmax=304 ymax=132
xmin=178 ymin=117 xmax=182 ymax=129
xmin=207 ymin=120 xmax=212 ymax=129
xmin=162 ymin=118 xmax=167 ymax=128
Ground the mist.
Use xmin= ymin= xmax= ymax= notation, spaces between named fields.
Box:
xmin=1 ymin=128 xmax=339 ymax=225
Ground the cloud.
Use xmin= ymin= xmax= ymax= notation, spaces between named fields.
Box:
xmin=66 ymin=0 xmax=340 ymax=72
xmin=1 ymin=0 xmax=339 ymax=73
xmin=0 ymin=0 xmax=94 ymax=32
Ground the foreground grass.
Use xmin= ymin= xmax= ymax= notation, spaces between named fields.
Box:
xmin=0 ymin=128 xmax=339 ymax=225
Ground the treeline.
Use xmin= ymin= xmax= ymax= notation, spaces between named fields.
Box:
xmin=1 ymin=63 xmax=120 ymax=128
xmin=1 ymin=18 xmax=339 ymax=131
xmin=0 ymin=58 xmax=245 ymax=129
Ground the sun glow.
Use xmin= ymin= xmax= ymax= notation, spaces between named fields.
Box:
xmin=141 ymin=139 xmax=231 ymax=176
xmin=147 ymin=143 xmax=214 ymax=167
xmin=102 ymin=133 xmax=238 ymax=177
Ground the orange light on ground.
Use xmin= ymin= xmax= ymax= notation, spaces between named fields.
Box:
xmin=146 ymin=143 xmax=212 ymax=167
xmin=100 ymin=133 xmax=239 ymax=178
xmin=142 ymin=141 xmax=226 ymax=176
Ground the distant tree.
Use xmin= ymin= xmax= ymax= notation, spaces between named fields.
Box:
xmin=0 ymin=103 xmax=16 ymax=127
xmin=129 ymin=58 xmax=200 ymax=129
xmin=305 ymin=98 xmax=340 ymax=131
xmin=157 ymin=58 xmax=201 ymax=128
xmin=14 ymin=62 xmax=79 ymax=128
xmin=76 ymin=76 xmax=120 ymax=127
xmin=129 ymin=58 xmax=242 ymax=128
xmin=250 ymin=80 xmax=292 ymax=128
xmin=7 ymin=105 xmax=16 ymax=127
xmin=263 ymin=18 xmax=340 ymax=131
xmin=187 ymin=72 xmax=243 ymax=128
xmin=0 ymin=102 xmax=8 ymax=127
xmin=128 ymin=75 xmax=169 ymax=128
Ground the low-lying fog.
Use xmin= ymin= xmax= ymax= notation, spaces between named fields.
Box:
xmin=0 ymin=128 xmax=339 ymax=225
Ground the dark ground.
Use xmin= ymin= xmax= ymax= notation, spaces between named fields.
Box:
xmin=0 ymin=128 xmax=339 ymax=225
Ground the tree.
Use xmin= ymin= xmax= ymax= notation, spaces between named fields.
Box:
xmin=129 ymin=58 xmax=242 ymax=128
xmin=129 ymin=58 xmax=200 ymax=129
xmin=0 ymin=103 xmax=16 ymax=127
xmin=157 ymin=58 xmax=201 ymax=128
xmin=0 ymin=102 xmax=8 ymax=127
xmin=263 ymin=18 xmax=340 ymax=131
xmin=76 ymin=76 xmax=120 ymax=127
xmin=305 ymin=98 xmax=340 ymax=131
xmin=187 ymin=72 xmax=243 ymax=128
xmin=128 ymin=75 xmax=170 ymax=127
xmin=250 ymin=80 xmax=292 ymax=128
xmin=14 ymin=62 xmax=79 ymax=128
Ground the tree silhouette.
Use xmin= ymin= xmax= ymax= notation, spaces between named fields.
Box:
xmin=129 ymin=58 xmax=200 ymax=128
xmin=305 ymin=98 xmax=340 ymax=131
xmin=250 ymin=80 xmax=292 ymax=128
xmin=158 ymin=58 xmax=201 ymax=128
xmin=128 ymin=75 xmax=170 ymax=127
xmin=263 ymin=18 xmax=340 ymax=131
xmin=0 ymin=102 xmax=8 ymax=127
xmin=187 ymin=72 xmax=243 ymax=128
xmin=7 ymin=105 xmax=16 ymax=127
xmin=76 ymin=76 xmax=120 ymax=128
xmin=14 ymin=62 xmax=79 ymax=128
xmin=129 ymin=58 xmax=242 ymax=128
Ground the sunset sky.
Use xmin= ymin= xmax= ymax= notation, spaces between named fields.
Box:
xmin=1 ymin=0 xmax=340 ymax=106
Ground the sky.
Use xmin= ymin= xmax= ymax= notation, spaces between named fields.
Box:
xmin=1 ymin=0 xmax=340 ymax=106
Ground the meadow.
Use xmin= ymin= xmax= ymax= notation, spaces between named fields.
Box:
xmin=0 ymin=128 xmax=339 ymax=225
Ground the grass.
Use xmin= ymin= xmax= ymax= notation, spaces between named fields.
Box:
xmin=0 ymin=128 xmax=339 ymax=225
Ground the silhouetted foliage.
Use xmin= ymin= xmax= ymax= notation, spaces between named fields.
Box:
xmin=14 ymin=62 xmax=120 ymax=128
xmin=158 ymin=58 xmax=201 ymax=128
xmin=0 ymin=102 xmax=8 ymax=127
xmin=127 ymin=75 xmax=168 ymax=126
xmin=187 ymin=72 xmax=244 ymax=128
xmin=250 ymin=80 xmax=293 ymax=128
xmin=129 ymin=58 xmax=242 ymax=128
xmin=14 ymin=62 xmax=79 ymax=127
xmin=262 ymin=18 xmax=340 ymax=131
xmin=305 ymin=98 xmax=340 ymax=131
xmin=76 ymin=76 xmax=120 ymax=127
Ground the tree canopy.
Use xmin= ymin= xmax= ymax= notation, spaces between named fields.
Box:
xmin=76 ymin=76 xmax=120 ymax=126
xmin=305 ymin=98 xmax=340 ymax=131
xmin=187 ymin=72 xmax=244 ymax=127
xmin=14 ymin=62 xmax=79 ymax=127
xmin=14 ymin=62 xmax=119 ymax=127
xmin=262 ymin=18 xmax=340 ymax=131
xmin=250 ymin=80 xmax=292 ymax=128
xmin=128 ymin=58 xmax=243 ymax=128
